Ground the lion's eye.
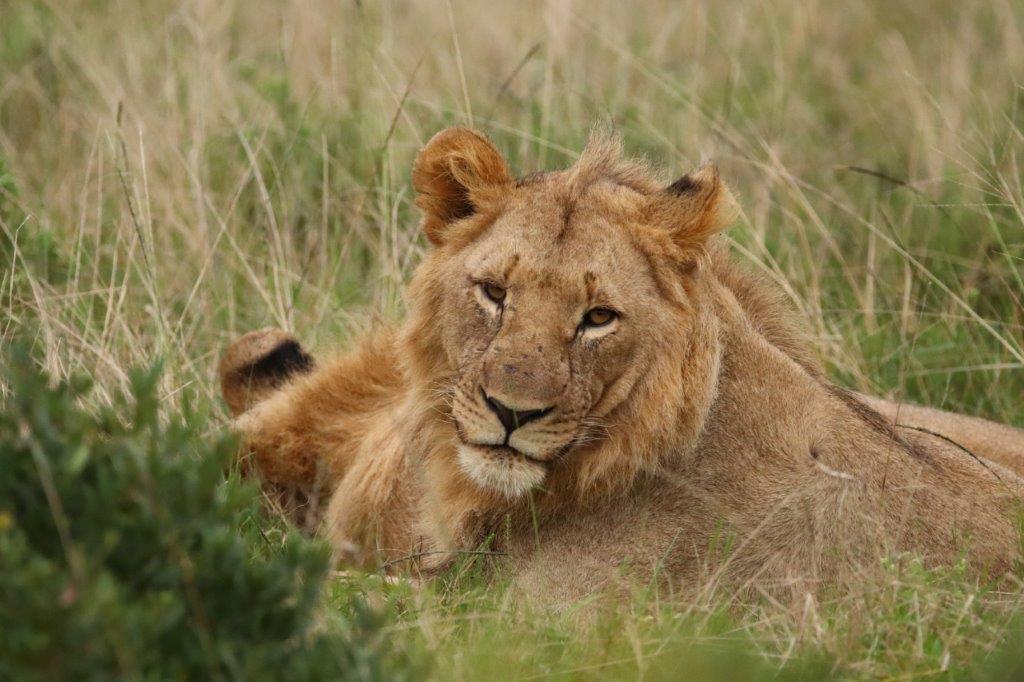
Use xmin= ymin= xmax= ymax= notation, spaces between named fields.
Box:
xmin=582 ymin=308 xmax=617 ymax=328
xmin=481 ymin=282 xmax=507 ymax=304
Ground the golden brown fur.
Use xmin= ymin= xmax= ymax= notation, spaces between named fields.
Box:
xmin=860 ymin=395 xmax=1024 ymax=472
xmin=222 ymin=128 xmax=1024 ymax=605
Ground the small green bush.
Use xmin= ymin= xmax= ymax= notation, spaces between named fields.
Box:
xmin=0 ymin=349 xmax=409 ymax=680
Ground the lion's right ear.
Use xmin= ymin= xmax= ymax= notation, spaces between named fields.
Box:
xmin=412 ymin=127 xmax=514 ymax=246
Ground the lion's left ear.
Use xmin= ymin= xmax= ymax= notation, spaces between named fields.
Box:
xmin=412 ymin=127 xmax=514 ymax=246
xmin=645 ymin=164 xmax=738 ymax=261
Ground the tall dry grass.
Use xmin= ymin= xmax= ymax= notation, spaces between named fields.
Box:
xmin=2 ymin=0 xmax=1023 ymax=676
xmin=3 ymin=0 xmax=1021 ymax=417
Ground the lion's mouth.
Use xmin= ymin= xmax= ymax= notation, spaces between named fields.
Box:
xmin=480 ymin=443 xmax=548 ymax=465
xmin=456 ymin=436 xmax=549 ymax=465
xmin=452 ymin=417 xmax=551 ymax=464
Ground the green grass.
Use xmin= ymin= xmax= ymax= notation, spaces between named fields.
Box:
xmin=2 ymin=0 xmax=1023 ymax=678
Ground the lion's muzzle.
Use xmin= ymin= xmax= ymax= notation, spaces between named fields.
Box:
xmin=481 ymin=390 xmax=553 ymax=440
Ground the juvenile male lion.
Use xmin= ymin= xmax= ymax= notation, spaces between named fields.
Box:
xmin=222 ymin=128 xmax=1024 ymax=605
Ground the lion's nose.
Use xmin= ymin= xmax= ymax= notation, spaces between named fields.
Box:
xmin=482 ymin=390 xmax=552 ymax=435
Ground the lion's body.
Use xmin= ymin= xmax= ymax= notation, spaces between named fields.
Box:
xmin=222 ymin=128 xmax=1024 ymax=605
xmin=507 ymin=272 xmax=1023 ymax=603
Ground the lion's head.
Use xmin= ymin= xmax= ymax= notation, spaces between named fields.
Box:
xmin=402 ymin=127 xmax=737 ymax=501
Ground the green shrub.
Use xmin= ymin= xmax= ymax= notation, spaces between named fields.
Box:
xmin=0 ymin=348 xmax=410 ymax=680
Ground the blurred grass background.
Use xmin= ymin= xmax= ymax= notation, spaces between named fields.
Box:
xmin=1 ymin=0 xmax=1023 ymax=678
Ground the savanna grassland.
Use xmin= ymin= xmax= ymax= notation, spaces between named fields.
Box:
xmin=2 ymin=0 xmax=1024 ymax=679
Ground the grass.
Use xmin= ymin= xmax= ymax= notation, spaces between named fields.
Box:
xmin=2 ymin=0 xmax=1023 ymax=678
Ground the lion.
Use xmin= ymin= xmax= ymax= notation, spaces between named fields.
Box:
xmin=221 ymin=127 xmax=1024 ymax=606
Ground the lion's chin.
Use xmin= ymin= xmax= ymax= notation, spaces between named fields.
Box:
xmin=456 ymin=443 xmax=547 ymax=498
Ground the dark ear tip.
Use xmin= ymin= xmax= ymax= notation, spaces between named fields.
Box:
xmin=666 ymin=173 xmax=700 ymax=196
xmin=665 ymin=163 xmax=721 ymax=196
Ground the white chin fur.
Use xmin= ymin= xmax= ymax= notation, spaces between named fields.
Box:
xmin=457 ymin=444 xmax=546 ymax=498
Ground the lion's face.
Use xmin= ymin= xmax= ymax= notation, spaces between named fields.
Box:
xmin=407 ymin=128 xmax=736 ymax=498
xmin=440 ymin=182 xmax=668 ymax=496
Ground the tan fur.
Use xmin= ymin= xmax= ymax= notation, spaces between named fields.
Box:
xmin=221 ymin=128 xmax=1024 ymax=605
xmin=859 ymin=395 xmax=1024 ymax=473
